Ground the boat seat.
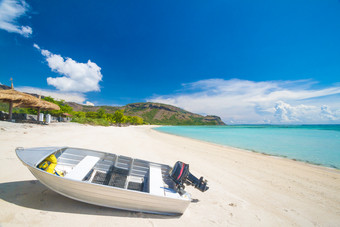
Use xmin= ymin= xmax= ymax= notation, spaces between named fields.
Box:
xmin=65 ymin=156 xmax=100 ymax=181
xmin=149 ymin=164 xmax=164 ymax=196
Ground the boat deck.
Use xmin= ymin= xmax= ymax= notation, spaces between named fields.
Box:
xmin=51 ymin=148 xmax=176 ymax=195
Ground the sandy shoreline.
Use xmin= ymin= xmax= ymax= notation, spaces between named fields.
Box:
xmin=0 ymin=121 xmax=339 ymax=226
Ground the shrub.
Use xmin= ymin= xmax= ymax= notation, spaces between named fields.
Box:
xmin=71 ymin=117 xmax=110 ymax=126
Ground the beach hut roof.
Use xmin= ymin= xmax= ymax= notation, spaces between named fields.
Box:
xmin=37 ymin=99 xmax=60 ymax=111
xmin=0 ymin=84 xmax=60 ymax=110
xmin=0 ymin=79 xmax=60 ymax=121
xmin=0 ymin=89 xmax=41 ymax=107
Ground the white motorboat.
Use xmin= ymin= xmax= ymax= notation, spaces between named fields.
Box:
xmin=16 ymin=147 xmax=208 ymax=215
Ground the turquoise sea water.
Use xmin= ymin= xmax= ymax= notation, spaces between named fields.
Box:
xmin=155 ymin=125 xmax=340 ymax=169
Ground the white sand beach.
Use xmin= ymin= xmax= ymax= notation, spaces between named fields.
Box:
xmin=0 ymin=121 xmax=339 ymax=226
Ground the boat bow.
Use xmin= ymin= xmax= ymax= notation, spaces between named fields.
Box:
xmin=16 ymin=147 xmax=66 ymax=167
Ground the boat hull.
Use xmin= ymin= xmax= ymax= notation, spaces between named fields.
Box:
xmin=17 ymin=147 xmax=191 ymax=215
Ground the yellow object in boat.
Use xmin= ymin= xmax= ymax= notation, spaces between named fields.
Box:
xmin=45 ymin=154 xmax=57 ymax=164
xmin=37 ymin=154 xmax=63 ymax=177
xmin=55 ymin=170 xmax=64 ymax=177
xmin=46 ymin=163 xmax=57 ymax=174
xmin=38 ymin=160 xmax=49 ymax=169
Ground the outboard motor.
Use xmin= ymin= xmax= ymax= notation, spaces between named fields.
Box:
xmin=169 ymin=161 xmax=209 ymax=195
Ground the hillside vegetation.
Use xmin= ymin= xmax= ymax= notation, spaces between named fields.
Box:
xmin=68 ymin=102 xmax=225 ymax=125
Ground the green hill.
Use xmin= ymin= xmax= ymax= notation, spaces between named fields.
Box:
xmin=68 ymin=102 xmax=225 ymax=125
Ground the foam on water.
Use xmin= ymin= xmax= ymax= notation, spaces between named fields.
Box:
xmin=155 ymin=125 xmax=340 ymax=169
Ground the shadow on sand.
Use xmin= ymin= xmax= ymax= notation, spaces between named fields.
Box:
xmin=0 ymin=180 xmax=180 ymax=219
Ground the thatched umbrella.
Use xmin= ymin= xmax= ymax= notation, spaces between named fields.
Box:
xmin=35 ymin=97 xmax=60 ymax=121
xmin=16 ymin=97 xmax=60 ymax=121
xmin=0 ymin=79 xmax=60 ymax=121
xmin=0 ymin=80 xmax=41 ymax=120
xmin=38 ymin=99 xmax=60 ymax=111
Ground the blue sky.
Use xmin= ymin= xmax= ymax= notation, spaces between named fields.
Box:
xmin=1 ymin=0 xmax=340 ymax=124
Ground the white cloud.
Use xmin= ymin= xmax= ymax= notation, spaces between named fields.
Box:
xmin=273 ymin=101 xmax=317 ymax=123
xmin=148 ymin=79 xmax=340 ymax=124
xmin=34 ymin=44 xmax=103 ymax=93
xmin=16 ymin=86 xmax=87 ymax=104
xmin=0 ymin=0 xmax=32 ymax=37
xmin=85 ymin=101 xmax=94 ymax=106
xmin=320 ymin=105 xmax=339 ymax=121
